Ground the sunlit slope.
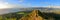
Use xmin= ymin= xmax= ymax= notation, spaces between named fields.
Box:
xmin=20 ymin=10 xmax=44 ymax=20
xmin=0 ymin=10 xmax=32 ymax=20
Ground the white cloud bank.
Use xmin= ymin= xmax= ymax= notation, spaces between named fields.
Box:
xmin=0 ymin=0 xmax=14 ymax=9
xmin=0 ymin=0 xmax=26 ymax=9
xmin=47 ymin=6 xmax=60 ymax=8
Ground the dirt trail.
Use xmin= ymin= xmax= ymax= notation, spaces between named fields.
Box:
xmin=20 ymin=10 xmax=44 ymax=20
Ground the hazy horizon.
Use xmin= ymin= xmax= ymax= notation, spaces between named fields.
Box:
xmin=0 ymin=0 xmax=60 ymax=15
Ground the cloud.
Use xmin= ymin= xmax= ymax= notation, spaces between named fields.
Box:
xmin=0 ymin=0 xmax=16 ymax=9
xmin=51 ymin=6 xmax=60 ymax=8
xmin=0 ymin=0 xmax=24 ymax=9
xmin=47 ymin=5 xmax=60 ymax=8
xmin=0 ymin=0 xmax=32 ymax=9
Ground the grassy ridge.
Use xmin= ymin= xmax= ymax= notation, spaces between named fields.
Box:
xmin=0 ymin=11 xmax=31 ymax=20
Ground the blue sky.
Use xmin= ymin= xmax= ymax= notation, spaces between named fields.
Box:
xmin=0 ymin=0 xmax=60 ymax=14
xmin=0 ymin=0 xmax=60 ymax=9
xmin=7 ymin=0 xmax=60 ymax=7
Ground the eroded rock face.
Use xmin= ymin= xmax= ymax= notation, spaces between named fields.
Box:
xmin=20 ymin=10 xmax=44 ymax=20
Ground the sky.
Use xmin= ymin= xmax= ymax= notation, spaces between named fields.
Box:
xmin=0 ymin=0 xmax=60 ymax=9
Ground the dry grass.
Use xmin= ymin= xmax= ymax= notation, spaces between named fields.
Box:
xmin=20 ymin=10 xmax=44 ymax=20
